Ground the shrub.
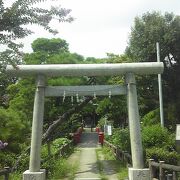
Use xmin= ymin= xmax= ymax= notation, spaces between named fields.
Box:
xmin=106 ymin=125 xmax=177 ymax=165
xmin=41 ymin=138 xmax=71 ymax=158
xmin=142 ymin=124 xmax=175 ymax=150
xmin=69 ymin=114 xmax=82 ymax=133
xmin=0 ymin=108 xmax=28 ymax=153
xmin=141 ymin=108 xmax=160 ymax=126
xmin=98 ymin=116 xmax=107 ymax=131
xmin=146 ymin=147 xmax=180 ymax=165
xmin=107 ymin=128 xmax=131 ymax=153
xmin=141 ymin=125 xmax=176 ymax=164
xmin=0 ymin=151 xmax=16 ymax=168
xmin=14 ymin=152 xmax=29 ymax=172
xmin=41 ymin=138 xmax=74 ymax=179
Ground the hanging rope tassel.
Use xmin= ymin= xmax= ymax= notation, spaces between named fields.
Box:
xmin=63 ymin=91 xmax=66 ymax=103
xmin=71 ymin=96 xmax=74 ymax=105
xmin=94 ymin=92 xmax=97 ymax=99
xmin=109 ymin=90 xmax=111 ymax=98
xmin=76 ymin=93 xmax=79 ymax=103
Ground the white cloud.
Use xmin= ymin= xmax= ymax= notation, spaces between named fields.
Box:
xmin=6 ymin=0 xmax=180 ymax=58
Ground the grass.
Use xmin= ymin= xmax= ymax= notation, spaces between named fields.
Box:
xmin=9 ymin=172 xmax=22 ymax=180
xmin=6 ymin=157 xmax=78 ymax=180
xmin=96 ymin=146 xmax=128 ymax=180
xmin=95 ymin=148 xmax=107 ymax=180
xmin=45 ymin=146 xmax=78 ymax=179
xmin=49 ymin=157 xmax=78 ymax=180
xmin=4 ymin=145 xmax=77 ymax=180
xmin=49 ymin=147 xmax=80 ymax=180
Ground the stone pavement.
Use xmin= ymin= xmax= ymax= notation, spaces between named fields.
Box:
xmin=72 ymin=128 xmax=119 ymax=180
xmin=74 ymin=130 xmax=100 ymax=179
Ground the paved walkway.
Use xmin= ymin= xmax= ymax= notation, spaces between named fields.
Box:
xmin=70 ymin=128 xmax=119 ymax=180
xmin=74 ymin=130 xmax=100 ymax=179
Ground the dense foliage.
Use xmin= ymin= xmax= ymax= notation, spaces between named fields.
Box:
xmin=106 ymin=124 xmax=179 ymax=165
xmin=0 ymin=5 xmax=180 ymax=177
xmin=126 ymin=11 xmax=180 ymax=128
xmin=6 ymin=137 xmax=74 ymax=179
xmin=0 ymin=0 xmax=73 ymax=112
xmin=0 ymin=37 xmax=106 ymax=172
xmin=0 ymin=0 xmax=73 ymax=54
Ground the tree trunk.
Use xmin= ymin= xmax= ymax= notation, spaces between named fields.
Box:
xmin=12 ymin=96 xmax=93 ymax=171
xmin=42 ymin=96 xmax=93 ymax=142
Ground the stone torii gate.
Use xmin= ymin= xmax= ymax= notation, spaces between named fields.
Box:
xmin=6 ymin=62 xmax=164 ymax=180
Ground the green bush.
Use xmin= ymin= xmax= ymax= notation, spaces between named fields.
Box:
xmin=69 ymin=114 xmax=82 ymax=133
xmin=0 ymin=151 xmax=16 ymax=168
xmin=106 ymin=125 xmax=178 ymax=165
xmin=98 ymin=116 xmax=106 ymax=128
xmin=15 ymin=152 xmax=29 ymax=171
xmin=49 ymin=158 xmax=69 ymax=179
xmin=106 ymin=128 xmax=131 ymax=153
xmin=41 ymin=138 xmax=71 ymax=158
xmin=142 ymin=125 xmax=177 ymax=165
xmin=142 ymin=124 xmax=175 ymax=150
xmin=9 ymin=172 xmax=22 ymax=180
xmin=146 ymin=147 xmax=180 ymax=165
xmin=41 ymin=138 xmax=74 ymax=179
xmin=0 ymin=108 xmax=28 ymax=153
xmin=141 ymin=108 xmax=160 ymax=126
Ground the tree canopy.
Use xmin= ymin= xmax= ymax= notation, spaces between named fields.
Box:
xmin=126 ymin=11 xmax=180 ymax=128
xmin=126 ymin=11 xmax=180 ymax=64
xmin=1 ymin=6 xmax=180 ymax=174
xmin=0 ymin=0 xmax=73 ymax=64
xmin=0 ymin=0 xmax=73 ymax=107
xmin=31 ymin=38 xmax=69 ymax=54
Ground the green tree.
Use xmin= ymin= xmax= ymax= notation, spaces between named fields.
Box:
xmin=126 ymin=11 xmax=180 ymax=128
xmin=0 ymin=107 xmax=28 ymax=153
xmin=94 ymin=54 xmax=130 ymax=128
xmin=7 ymin=38 xmax=97 ymax=143
xmin=0 ymin=0 xmax=73 ymax=55
xmin=0 ymin=0 xmax=73 ymax=106
xmin=32 ymin=38 xmax=69 ymax=54
xmin=0 ymin=37 xmax=98 ymax=169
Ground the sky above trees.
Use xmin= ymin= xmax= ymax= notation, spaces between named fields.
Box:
xmin=3 ymin=0 xmax=180 ymax=58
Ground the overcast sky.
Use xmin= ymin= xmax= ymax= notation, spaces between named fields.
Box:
xmin=11 ymin=0 xmax=180 ymax=58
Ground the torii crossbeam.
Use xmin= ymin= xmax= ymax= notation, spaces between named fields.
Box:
xmin=6 ymin=62 xmax=164 ymax=180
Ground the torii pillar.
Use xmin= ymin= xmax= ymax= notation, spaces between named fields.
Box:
xmin=23 ymin=75 xmax=46 ymax=180
xmin=6 ymin=62 xmax=164 ymax=180
xmin=126 ymin=73 xmax=150 ymax=180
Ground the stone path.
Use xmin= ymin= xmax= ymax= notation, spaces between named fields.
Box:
xmin=70 ymin=128 xmax=119 ymax=180
xmin=98 ymin=153 xmax=119 ymax=180
xmin=74 ymin=130 xmax=100 ymax=179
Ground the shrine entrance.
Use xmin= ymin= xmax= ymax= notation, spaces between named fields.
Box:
xmin=6 ymin=62 xmax=164 ymax=180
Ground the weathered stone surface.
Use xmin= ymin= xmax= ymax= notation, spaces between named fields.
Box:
xmin=23 ymin=169 xmax=46 ymax=180
xmin=129 ymin=168 xmax=150 ymax=180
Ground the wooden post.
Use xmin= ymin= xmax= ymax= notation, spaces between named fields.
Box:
xmin=122 ymin=150 xmax=125 ymax=162
xmin=173 ymin=171 xmax=177 ymax=180
xmin=159 ymin=161 xmax=165 ymax=180
xmin=166 ymin=174 xmax=173 ymax=180
xmin=47 ymin=142 xmax=51 ymax=156
xmin=149 ymin=159 xmax=156 ymax=179
xmin=4 ymin=167 xmax=10 ymax=180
